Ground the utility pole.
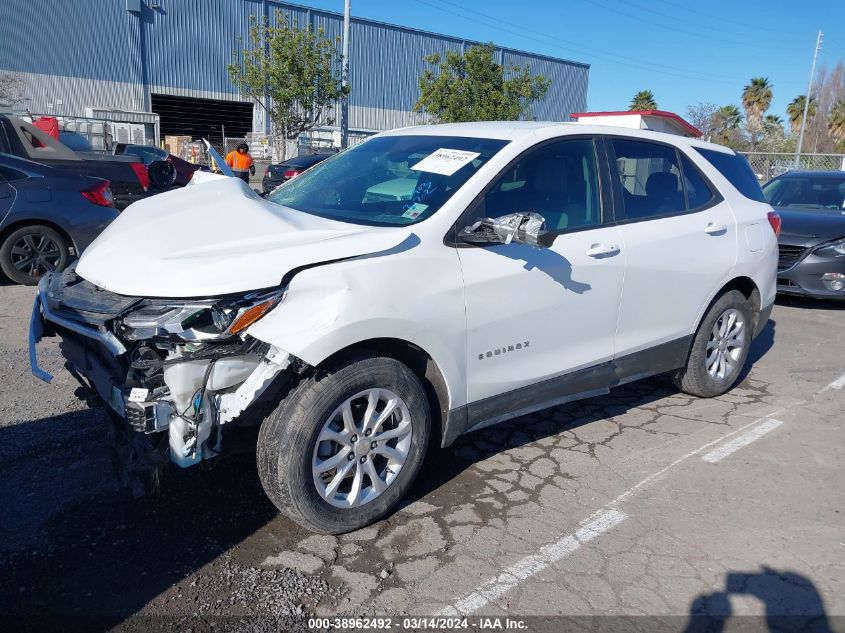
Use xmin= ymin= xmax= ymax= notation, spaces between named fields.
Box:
xmin=340 ymin=0 xmax=351 ymax=149
xmin=795 ymin=30 xmax=823 ymax=168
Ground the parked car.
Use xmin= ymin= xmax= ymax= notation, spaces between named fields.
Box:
xmin=30 ymin=122 xmax=777 ymax=533
xmin=0 ymin=115 xmax=150 ymax=210
xmin=0 ymin=153 xmax=117 ymax=285
xmin=762 ymin=170 xmax=845 ymax=300
xmin=58 ymin=130 xmax=93 ymax=152
xmin=261 ymin=153 xmax=330 ymax=193
xmin=114 ymin=143 xmax=202 ymax=187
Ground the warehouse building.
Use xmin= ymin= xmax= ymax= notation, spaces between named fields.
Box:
xmin=0 ymin=0 xmax=589 ymax=149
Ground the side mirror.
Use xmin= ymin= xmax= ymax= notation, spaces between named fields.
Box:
xmin=459 ymin=212 xmax=557 ymax=248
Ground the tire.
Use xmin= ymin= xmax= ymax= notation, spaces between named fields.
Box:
xmin=257 ymin=354 xmax=431 ymax=534
xmin=0 ymin=225 xmax=70 ymax=286
xmin=673 ymin=290 xmax=753 ymax=398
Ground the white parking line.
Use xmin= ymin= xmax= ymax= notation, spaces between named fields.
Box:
xmin=826 ymin=374 xmax=845 ymax=391
xmin=436 ymin=410 xmax=788 ymax=616
xmin=701 ymin=419 xmax=784 ymax=463
xmin=438 ymin=509 xmax=627 ymax=616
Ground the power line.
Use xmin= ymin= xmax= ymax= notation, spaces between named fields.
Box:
xmin=414 ymin=0 xmax=737 ymax=84
xmin=418 ymin=0 xmax=733 ymax=80
xmin=650 ymin=0 xmax=804 ymax=38
xmin=585 ymin=0 xmax=803 ymax=53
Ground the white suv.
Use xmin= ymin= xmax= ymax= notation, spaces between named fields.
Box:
xmin=30 ymin=122 xmax=778 ymax=533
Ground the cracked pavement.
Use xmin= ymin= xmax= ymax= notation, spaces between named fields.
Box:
xmin=1 ymin=282 xmax=843 ymax=630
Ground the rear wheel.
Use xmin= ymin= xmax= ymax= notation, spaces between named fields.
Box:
xmin=0 ymin=225 xmax=70 ymax=285
xmin=257 ymin=354 xmax=430 ymax=534
xmin=673 ymin=290 xmax=753 ymax=397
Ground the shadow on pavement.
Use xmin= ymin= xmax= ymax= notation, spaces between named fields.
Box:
xmin=745 ymin=317 xmax=776 ymax=368
xmin=0 ymin=407 xmax=277 ymax=628
xmin=684 ymin=566 xmax=834 ymax=632
xmin=409 ymin=374 xmax=689 ymax=504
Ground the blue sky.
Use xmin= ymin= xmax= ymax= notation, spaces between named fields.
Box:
xmin=292 ymin=0 xmax=845 ymax=122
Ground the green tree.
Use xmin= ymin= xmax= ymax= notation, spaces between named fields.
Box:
xmin=228 ymin=12 xmax=349 ymax=151
xmin=413 ymin=44 xmax=550 ymax=123
xmin=741 ymin=77 xmax=773 ymax=149
xmin=828 ymin=101 xmax=845 ymax=151
xmin=786 ymin=95 xmax=817 ymax=136
xmin=713 ymin=105 xmax=743 ymax=146
xmin=629 ymin=90 xmax=657 ymax=111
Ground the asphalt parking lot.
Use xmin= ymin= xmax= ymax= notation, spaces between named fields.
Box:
xmin=1 ymin=282 xmax=843 ymax=631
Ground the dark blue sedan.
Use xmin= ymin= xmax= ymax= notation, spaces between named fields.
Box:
xmin=0 ymin=153 xmax=118 ymax=285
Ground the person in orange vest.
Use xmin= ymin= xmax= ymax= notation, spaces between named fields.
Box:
xmin=225 ymin=142 xmax=255 ymax=183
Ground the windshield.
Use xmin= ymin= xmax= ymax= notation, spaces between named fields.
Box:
xmin=268 ymin=135 xmax=509 ymax=226
xmin=763 ymin=175 xmax=845 ymax=211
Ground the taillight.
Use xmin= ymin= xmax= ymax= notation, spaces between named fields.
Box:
xmin=283 ymin=169 xmax=301 ymax=180
xmin=129 ymin=162 xmax=150 ymax=191
xmin=82 ymin=180 xmax=115 ymax=207
xmin=767 ymin=210 xmax=781 ymax=237
xmin=264 ymin=166 xmax=270 ymax=177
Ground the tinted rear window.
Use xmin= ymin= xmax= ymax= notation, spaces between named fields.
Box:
xmin=695 ymin=148 xmax=766 ymax=203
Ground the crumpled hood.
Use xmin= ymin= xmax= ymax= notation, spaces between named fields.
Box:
xmin=77 ymin=177 xmax=407 ymax=297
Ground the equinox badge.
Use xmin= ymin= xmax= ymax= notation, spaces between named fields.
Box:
xmin=478 ymin=341 xmax=530 ymax=361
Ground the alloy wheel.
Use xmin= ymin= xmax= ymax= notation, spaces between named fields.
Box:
xmin=10 ymin=232 xmax=62 ymax=278
xmin=706 ymin=308 xmax=746 ymax=381
xmin=312 ymin=388 xmax=412 ymax=508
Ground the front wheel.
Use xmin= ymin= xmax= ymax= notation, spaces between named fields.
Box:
xmin=257 ymin=354 xmax=430 ymax=534
xmin=673 ymin=290 xmax=753 ymax=398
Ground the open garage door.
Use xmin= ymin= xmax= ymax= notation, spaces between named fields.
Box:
xmin=151 ymin=94 xmax=253 ymax=142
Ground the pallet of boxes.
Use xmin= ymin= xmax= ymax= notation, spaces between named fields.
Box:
xmin=164 ymin=135 xmax=193 ymax=161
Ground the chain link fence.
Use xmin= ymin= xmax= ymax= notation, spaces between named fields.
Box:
xmin=741 ymin=152 xmax=845 ymax=182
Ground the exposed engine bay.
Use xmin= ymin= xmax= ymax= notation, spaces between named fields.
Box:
xmin=30 ymin=265 xmax=305 ymax=472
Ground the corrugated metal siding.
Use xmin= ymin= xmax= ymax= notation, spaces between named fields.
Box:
xmin=9 ymin=72 xmax=144 ymax=116
xmin=144 ymin=0 xmax=263 ymax=99
xmin=0 ymin=0 xmax=588 ymax=129
xmin=1 ymin=0 xmax=136 ymax=82
xmin=502 ymin=51 xmax=589 ymax=121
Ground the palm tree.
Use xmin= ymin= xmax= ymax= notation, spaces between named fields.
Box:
xmin=713 ymin=105 xmax=742 ymax=144
xmin=764 ymin=114 xmax=784 ymax=132
xmin=742 ymin=77 xmax=773 ymax=148
xmin=829 ymin=101 xmax=845 ymax=150
xmin=786 ymin=95 xmax=817 ymax=136
xmin=629 ymin=90 xmax=657 ymax=111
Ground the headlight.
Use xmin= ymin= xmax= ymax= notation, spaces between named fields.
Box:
xmin=814 ymin=238 xmax=845 ymax=258
xmin=118 ymin=290 xmax=285 ymax=342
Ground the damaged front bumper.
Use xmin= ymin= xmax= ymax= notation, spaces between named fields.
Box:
xmin=29 ymin=268 xmax=297 ymax=468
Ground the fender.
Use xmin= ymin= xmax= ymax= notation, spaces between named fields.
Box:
xmin=246 ymin=243 xmax=468 ymax=409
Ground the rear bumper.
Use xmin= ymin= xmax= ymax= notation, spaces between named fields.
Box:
xmin=113 ymin=191 xmax=149 ymax=211
xmin=777 ymin=253 xmax=845 ymax=300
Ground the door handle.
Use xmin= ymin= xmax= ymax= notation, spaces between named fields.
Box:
xmin=586 ymin=243 xmax=620 ymax=258
xmin=705 ymin=222 xmax=727 ymax=235
xmin=0 ymin=192 xmax=11 ymax=199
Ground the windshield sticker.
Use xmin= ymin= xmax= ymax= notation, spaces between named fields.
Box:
xmin=401 ymin=203 xmax=428 ymax=219
xmin=411 ymin=148 xmax=481 ymax=176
